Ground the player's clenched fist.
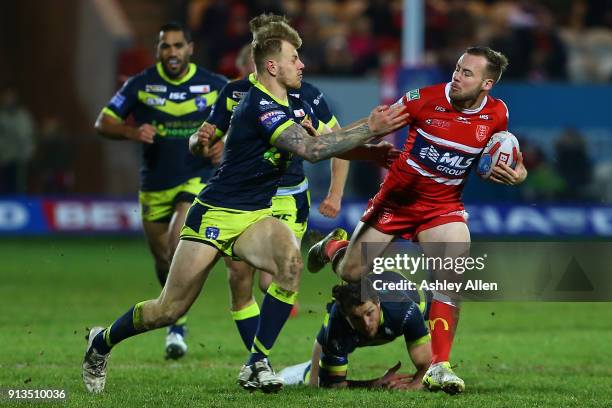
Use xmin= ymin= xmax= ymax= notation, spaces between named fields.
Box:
xmin=367 ymin=105 xmax=410 ymax=137
xmin=128 ymin=123 xmax=156 ymax=144
xmin=189 ymin=122 xmax=217 ymax=158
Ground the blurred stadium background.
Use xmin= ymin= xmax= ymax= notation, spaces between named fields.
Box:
xmin=0 ymin=0 xmax=611 ymax=238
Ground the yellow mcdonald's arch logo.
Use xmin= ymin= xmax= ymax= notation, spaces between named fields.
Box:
xmin=429 ymin=318 xmax=449 ymax=331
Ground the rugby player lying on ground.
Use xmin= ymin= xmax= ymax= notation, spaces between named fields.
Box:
xmin=279 ymin=271 xmax=432 ymax=390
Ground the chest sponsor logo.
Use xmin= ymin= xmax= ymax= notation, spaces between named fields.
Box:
xmin=168 ymin=92 xmax=187 ymax=100
xmin=145 ymin=84 xmax=167 ymax=93
xmin=413 ymin=137 xmax=476 ymax=177
xmin=476 ymin=124 xmax=490 ymax=142
xmin=259 ymin=109 xmax=287 ymax=130
xmin=425 ymin=118 xmax=450 ymax=129
xmin=293 ymin=109 xmax=305 ymax=117
xmin=189 ymin=84 xmax=210 ymax=93
xmin=195 ymin=96 xmax=207 ymax=111
xmin=110 ymin=93 xmax=126 ymax=108
xmin=145 ymin=96 xmax=166 ymax=106
xmin=232 ymin=91 xmax=247 ymax=100
xmin=455 ymin=116 xmax=471 ymax=124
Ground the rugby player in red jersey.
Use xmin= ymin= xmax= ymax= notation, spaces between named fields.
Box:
xmin=308 ymin=46 xmax=527 ymax=395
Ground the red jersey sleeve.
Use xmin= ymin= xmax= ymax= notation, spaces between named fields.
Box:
xmin=494 ymin=98 xmax=509 ymax=132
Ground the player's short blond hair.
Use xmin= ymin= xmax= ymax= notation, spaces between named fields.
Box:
xmin=466 ymin=46 xmax=509 ymax=83
xmin=250 ymin=13 xmax=302 ymax=72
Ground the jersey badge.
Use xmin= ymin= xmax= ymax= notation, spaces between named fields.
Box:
xmin=476 ymin=125 xmax=489 ymax=142
xmin=195 ymin=96 xmax=208 ymax=111
xmin=205 ymin=226 xmax=220 ymax=240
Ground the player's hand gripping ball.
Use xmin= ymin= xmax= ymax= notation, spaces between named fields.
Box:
xmin=477 ymin=131 xmax=520 ymax=179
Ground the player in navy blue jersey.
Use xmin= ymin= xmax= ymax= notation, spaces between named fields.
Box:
xmin=83 ymin=14 xmax=408 ymax=394
xmin=190 ymin=37 xmax=401 ymax=353
xmin=94 ymin=22 xmax=228 ymax=359
xmin=278 ymin=271 xmax=431 ymax=390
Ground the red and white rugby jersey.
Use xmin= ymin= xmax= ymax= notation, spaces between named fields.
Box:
xmin=389 ymin=82 xmax=509 ymax=203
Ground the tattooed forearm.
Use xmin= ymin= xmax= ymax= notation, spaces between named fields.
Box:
xmin=274 ymin=122 xmax=376 ymax=163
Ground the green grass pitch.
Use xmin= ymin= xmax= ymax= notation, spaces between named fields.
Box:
xmin=1 ymin=237 xmax=611 ymax=407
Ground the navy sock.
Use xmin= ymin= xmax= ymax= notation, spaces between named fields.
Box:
xmin=231 ymin=302 xmax=260 ymax=351
xmin=92 ymin=302 xmax=148 ymax=355
xmin=247 ymin=283 xmax=296 ymax=365
xmin=168 ymin=315 xmax=188 ymax=337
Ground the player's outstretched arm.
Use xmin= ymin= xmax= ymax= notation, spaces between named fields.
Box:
xmin=274 ymin=105 xmax=409 ymax=163
xmin=386 ymin=342 xmax=432 ymax=390
xmin=94 ymin=112 xmax=155 ymax=144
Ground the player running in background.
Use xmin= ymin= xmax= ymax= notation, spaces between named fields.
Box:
xmin=94 ymin=23 xmax=227 ymax=359
xmin=308 ymin=46 xmax=527 ymax=394
xmin=82 ymin=14 xmax=408 ymax=394
xmin=278 ymin=271 xmax=431 ymax=390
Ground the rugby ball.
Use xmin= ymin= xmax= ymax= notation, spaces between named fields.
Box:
xmin=477 ymin=131 xmax=520 ymax=179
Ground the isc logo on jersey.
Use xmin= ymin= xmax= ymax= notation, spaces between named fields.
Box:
xmin=169 ymin=92 xmax=187 ymax=100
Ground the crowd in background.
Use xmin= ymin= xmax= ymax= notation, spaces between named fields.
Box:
xmin=178 ymin=0 xmax=611 ymax=81
xmin=1 ymin=0 xmax=610 ymax=202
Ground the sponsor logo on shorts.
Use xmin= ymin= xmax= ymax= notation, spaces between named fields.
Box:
xmin=145 ymin=84 xmax=167 ymax=93
xmin=205 ymin=226 xmax=219 ymax=240
xmin=378 ymin=210 xmax=394 ymax=224
xmin=476 ymin=124 xmax=489 ymax=142
xmin=259 ymin=110 xmax=287 ymax=130
xmin=189 ymin=84 xmax=210 ymax=93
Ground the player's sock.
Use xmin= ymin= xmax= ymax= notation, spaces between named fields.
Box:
xmin=429 ymin=298 xmax=459 ymax=363
xmin=168 ymin=315 xmax=187 ymax=337
xmin=231 ymin=301 xmax=260 ymax=351
xmin=247 ymin=282 xmax=297 ymax=365
xmin=324 ymin=239 xmax=348 ymax=261
xmin=91 ymin=302 xmax=148 ymax=355
xmin=324 ymin=240 xmax=348 ymax=273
